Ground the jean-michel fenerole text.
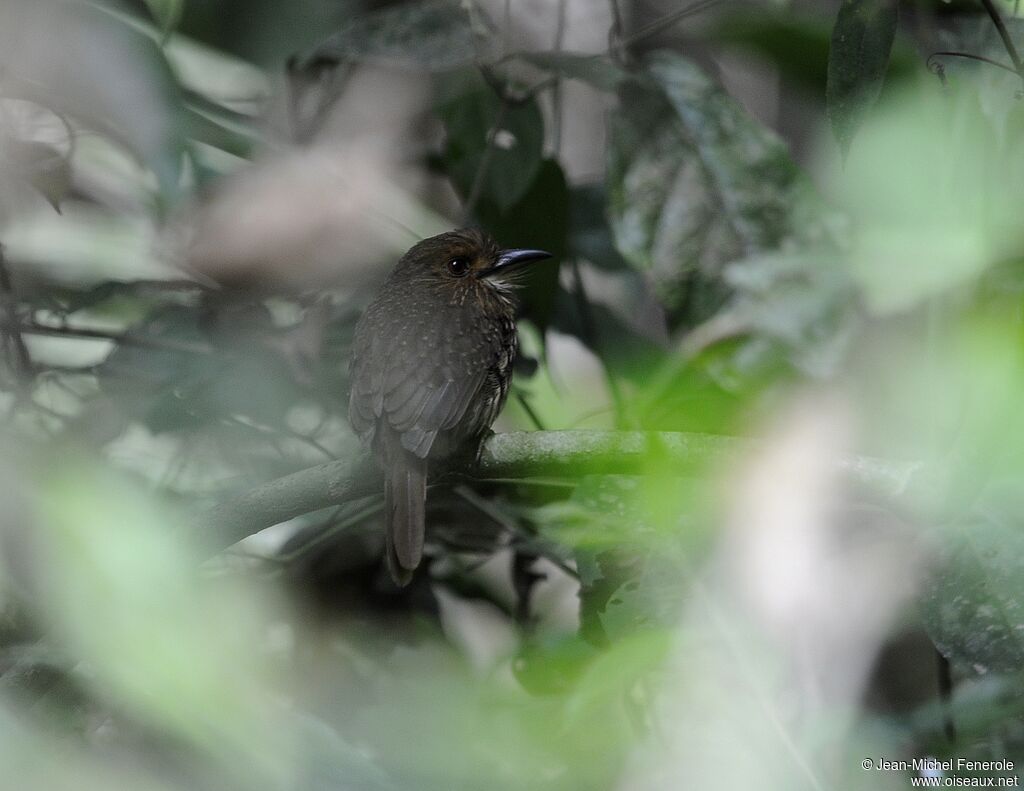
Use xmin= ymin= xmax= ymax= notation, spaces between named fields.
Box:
xmin=874 ymin=757 xmax=1016 ymax=774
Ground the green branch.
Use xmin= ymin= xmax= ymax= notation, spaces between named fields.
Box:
xmin=195 ymin=430 xmax=921 ymax=552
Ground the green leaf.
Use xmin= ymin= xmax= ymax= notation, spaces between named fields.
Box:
xmin=721 ymin=249 xmax=857 ymax=378
xmin=307 ymin=0 xmax=490 ymax=71
xmin=827 ymin=83 xmax=1024 ymax=314
xmin=30 ymin=461 xmax=276 ymax=759
xmin=12 ymin=140 xmax=72 ymax=212
xmin=471 ymin=158 xmax=567 ymax=330
xmin=713 ymin=10 xmax=832 ymax=96
xmin=826 ymin=0 xmax=899 ymax=157
xmin=513 ymin=634 xmax=600 ymax=696
xmin=438 ymin=70 xmax=545 ymax=212
xmin=0 ymin=98 xmax=74 ymax=213
xmin=568 ymin=184 xmax=631 ymax=272
xmin=922 ymin=514 xmax=1024 ymax=674
xmin=0 ymin=0 xmax=186 ymax=201
xmin=607 ymin=52 xmax=801 ymax=328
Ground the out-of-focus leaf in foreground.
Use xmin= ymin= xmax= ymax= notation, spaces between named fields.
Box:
xmin=0 ymin=0 xmax=185 ymax=201
xmin=621 ymin=400 xmax=923 ymax=791
xmin=607 ymin=52 xmax=803 ymax=328
xmin=826 ymin=0 xmax=899 ymax=157
xmin=0 ymin=99 xmax=74 ymax=220
xmin=824 ymin=84 xmax=1024 ymax=314
xmin=853 ymin=314 xmax=1024 ymax=675
xmin=25 ymin=458 xmax=279 ymax=771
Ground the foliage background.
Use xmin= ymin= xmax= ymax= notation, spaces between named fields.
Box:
xmin=1 ymin=0 xmax=1024 ymax=789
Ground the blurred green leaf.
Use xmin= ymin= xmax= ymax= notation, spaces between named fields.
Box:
xmin=826 ymin=84 xmax=1024 ymax=313
xmin=438 ymin=70 xmax=545 ymax=212
xmin=607 ymin=52 xmax=801 ymax=328
xmin=0 ymin=0 xmax=186 ymax=201
xmin=826 ymin=0 xmax=899 ymax=157
xmin=923 ymin=513 xmax=1024 ymax=674
xmin=97 ymin=304 xmax=301 ymax=434
xmin=30 ymin=460 xmax=277 ymax=762
xmin=564 ymin=629 xmax=671 ymax=730
xmin=13 ymin=140 xmax=72 ymax=212
xmin=559 ymin=475 xmax=694 ymax=647
xmin=513 ymin=633 xmax=600 ymax=696
xmin=182 ymin=93 xmax=260 ymax=160
xmin=721 ymin=249 xmax=857 ymax=378
xmin=713 ymin=10 xmax=832 ymax=95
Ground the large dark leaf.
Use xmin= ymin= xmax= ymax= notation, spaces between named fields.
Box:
xmin=713 ymin=10 xmax=832 ymax=95
xmin=568 ymin=184 xmax=632 ymax=272
xmin=438 ymin=70 xmax=545 ymax=212
xmin=471 ymin=159 xmax=567 ymax=332
xmin=826 ymin=0 xmax=899 ymax=157
xmin=922 ymin=513 xmax=1024 ymax=674
xmin=607 ymin=52 xmax=801 ymax=329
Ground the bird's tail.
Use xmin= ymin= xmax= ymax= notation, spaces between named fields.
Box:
xmin=384 ymin=450 xmax=427 ymax=586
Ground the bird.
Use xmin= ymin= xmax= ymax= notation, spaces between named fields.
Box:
xmin=348 ymin=229 xmax=552 ymax=585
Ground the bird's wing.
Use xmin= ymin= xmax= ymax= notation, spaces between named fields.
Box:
xmin=349 ymin=299 xmax=492 ymax=459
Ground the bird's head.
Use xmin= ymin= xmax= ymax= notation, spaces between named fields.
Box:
xmin=395 ymin=229 xmax=551 ymax=296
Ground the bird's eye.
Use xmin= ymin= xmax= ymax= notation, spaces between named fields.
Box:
xmin=447 ymin=257 xmax=471 ymax=277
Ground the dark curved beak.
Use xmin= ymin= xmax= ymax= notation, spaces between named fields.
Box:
xmin=480 ymin=248 xmax=552 ymax=278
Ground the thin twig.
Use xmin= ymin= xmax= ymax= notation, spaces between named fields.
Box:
xmin=980 ymin=0 xmax=1024 ymax=86
xmin=927 ymin=50 xmax=1020 ymax=77
xmin=514 ymin=390 xmax=546 ymax=431
xmin=618 ymin=0 xmax=727 ymax=50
